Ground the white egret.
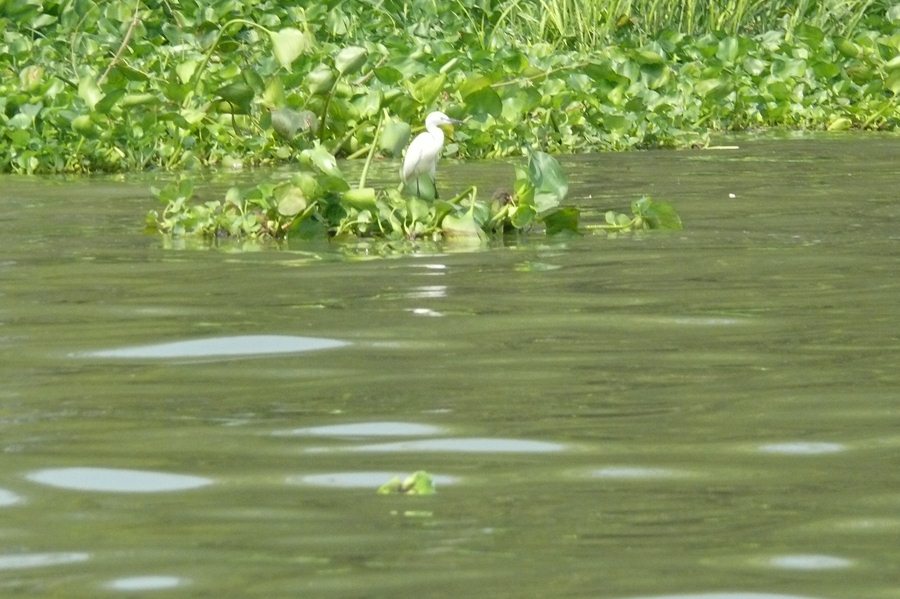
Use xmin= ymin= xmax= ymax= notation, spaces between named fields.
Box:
xmin=401 ymin=111 xmax=461 ymax=198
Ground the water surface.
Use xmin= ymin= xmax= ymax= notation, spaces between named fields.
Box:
xmin=0 ymin=134 xmax=898 ymax=597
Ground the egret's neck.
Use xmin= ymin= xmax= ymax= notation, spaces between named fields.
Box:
xmin=427 ymin=124 xmax=445 ymax=144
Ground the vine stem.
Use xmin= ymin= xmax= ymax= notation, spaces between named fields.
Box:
xmin=358 ymin=109 xmax=386 ymax=189
xmin=99 ymin=2 xmax=142 ymax=85
xmin=491 ymin=61 xmax=589 ymax=89
xmin=445 ymin=186 xmax=477 ymax=205
xmin=187 ymin=18 xmax=272 ymax=106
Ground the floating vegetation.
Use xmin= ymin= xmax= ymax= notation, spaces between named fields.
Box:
xmin=376 ymin=471 xmax=437 ymax=496
xmin=148 ymin=145 xmax=681 ymax=245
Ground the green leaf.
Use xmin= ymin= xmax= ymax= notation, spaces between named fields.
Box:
xmin=772 ymin=58 xmax=806 ymax=79
xmin=632 ymin=197 xmax=682 ymax=230
xmin=70 ymin=114 xmax=97 ymax=137
xmin=215 ymin=81 xmax=254 ymax=111
xmin=377 ymin=471 xmax=436 ymax=495
xmin=275 ymin=185 xmax=308 ymax=216
xmin=542 ymin=207 xmax=580 ymax=235
xmin=409 ymin=73 xmax=446 ymax=106
xmin=307 ymin=64 xmax=336 ymax=95
xmin=514 ymin=165 xmax=535 ymax=207
xmin=404 ymin=174 xmax=436 ymax=201
xmin=528 ymin=152 xmax=568 ymax=213
xmin=94 ymin=88 xmax=126 ymax=114
xmin=442 ymin=210 xmax=488 ymax=241
xmin=886 ymin=69 xmax=900 ymax=95
xmin=510 ymin=205 xmax=536 ymax=229
xmin=636 ymin=48 xmax=665 ymax=65
xmin=78 ymin=76 xmax=102 ymax=110
xmin=19 ymin=65 xmax=43 ymax=92
xmin=380 ymin=120 xmax=411 ymax=157
xmin=175 ymin=60 xmax=198 ymax=85
xmin=374 ymin=66 xmax=403 ymax=84
xmin=121 ymin=93 xmax=159 ymax=108
xmin=716 ymin=37 xmax=739 ymax=65
xmin=271 ymin=108 xmax=307 ymax=139
xmin=292 ymin=172 xmax=321 ymax=200
xmin=464 ymin=87 xmax=502 ymax=118
xmin=406 ymin=197 xmax=430 ymax=222
xmin=827 ymin=117 xmax=852 ymax=131
xmin=459 ymin=74 xmax=493 ymax=97
xmin=300 ymin=145 xmax=342 ymax=177
xmin=342 ymin=187 xmax=376 ymax=210
xmin=334 ymin=46 xmax=367 ymax=75
xmin=270 ymin=28 xmax=311 ymax=69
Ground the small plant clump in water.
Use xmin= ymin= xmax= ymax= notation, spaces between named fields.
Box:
xmin=377 ymin=471 xmax=436 ymax=496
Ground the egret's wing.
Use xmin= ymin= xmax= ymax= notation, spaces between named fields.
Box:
xmin=402 ymin=133 xmax=425 ymax=181
xmin=402 ymin=132 xmax=441 ymax=182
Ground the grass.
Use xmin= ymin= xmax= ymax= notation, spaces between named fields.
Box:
xmin=480 ymin=0 xmax=888 ymax=49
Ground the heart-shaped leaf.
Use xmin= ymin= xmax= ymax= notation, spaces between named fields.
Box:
xmin=379 ymin=120 xmax=411 ymax=156
xmin=275 ymin=186 xmax=308 ymax=216
xmin=334 ymin=46 xmax=367 ymax=75
xmin=270 ymin=28 xmax=311 ymax=69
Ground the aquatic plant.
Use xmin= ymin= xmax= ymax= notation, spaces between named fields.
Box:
xmin=0 ymin=1 xmax=896 ymax=174
xmin=148 ymin=143 xmax=682 ymax=247
xmin=377 ymin=471 xmax=436 ymax=496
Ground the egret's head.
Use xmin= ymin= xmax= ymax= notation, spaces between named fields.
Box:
xmin=425 ymin=111 xmax=462 ymax=134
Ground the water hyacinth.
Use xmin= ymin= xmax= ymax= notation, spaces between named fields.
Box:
xmin=0 ymin=1 xmax=895 ymax=174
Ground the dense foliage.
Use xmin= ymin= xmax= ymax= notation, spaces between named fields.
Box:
xmin=0 ymin=0 xmax=897 ymax=174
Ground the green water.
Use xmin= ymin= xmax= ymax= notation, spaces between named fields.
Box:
xmin=1 ymin=135 xmax=898 ymax=598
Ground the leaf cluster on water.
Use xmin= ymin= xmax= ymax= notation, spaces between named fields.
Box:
xmin=376 ymin=471 xmax=436 ymax=496
xmin=148 ymin=146 xmax=682 ymax=247
xmin=0 ymin=1 xmax=897 ymax=173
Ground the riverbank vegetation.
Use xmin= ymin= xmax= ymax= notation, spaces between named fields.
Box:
xmin=1 ymin=0 xmax=896 ymax=174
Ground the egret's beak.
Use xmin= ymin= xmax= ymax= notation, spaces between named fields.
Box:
xmin=440 ymin=117 xmax=464 ymax=137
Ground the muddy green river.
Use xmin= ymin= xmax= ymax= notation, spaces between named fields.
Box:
xmin=1 ymin=134 xmax=898 ymax=598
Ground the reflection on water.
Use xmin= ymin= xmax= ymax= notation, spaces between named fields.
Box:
xmin=766 ymin=554 xmax=853 ymax=570
xmin=619 ymin=594 xmax=826 ymax=599
xmin=756 ymin=442 xmax=846 ymax=455
xmin=288 ymin=471 xmax=459 ymax=489
xmin=277 ymin=421 xmax=445 ymax=437
xmin=591 ymin=466 xmax=689 ymax=480
xmin=0 ymin=488 xmax=23 ymax=507
xmin=74 ymin=334 xmax=349 ymax=359
xmin=1 ymin=136 xmax=898 ymax=598
xmin=26 ymin=468 xmax=213 ymax=493
xmin=105 ymin=576 xmax=187 ymax=591
xmin=0 ymin=552 xmax=90 ymax=570
xmin=305 ymin=437 xmax=567 ymax=454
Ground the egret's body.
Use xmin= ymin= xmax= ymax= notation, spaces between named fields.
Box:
xmin=401 ymin=111 xmax=459 ymax=198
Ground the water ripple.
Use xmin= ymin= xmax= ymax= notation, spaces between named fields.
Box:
xmin=276 ymin=421 xmax=444 ymax=438
xmin=0 ymin=552 xmax=90 ymax=570
xmin=305 ymin=437 xmax=566 ymax=454
xmin=26 ymin=467 xmax=213 ymax=493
